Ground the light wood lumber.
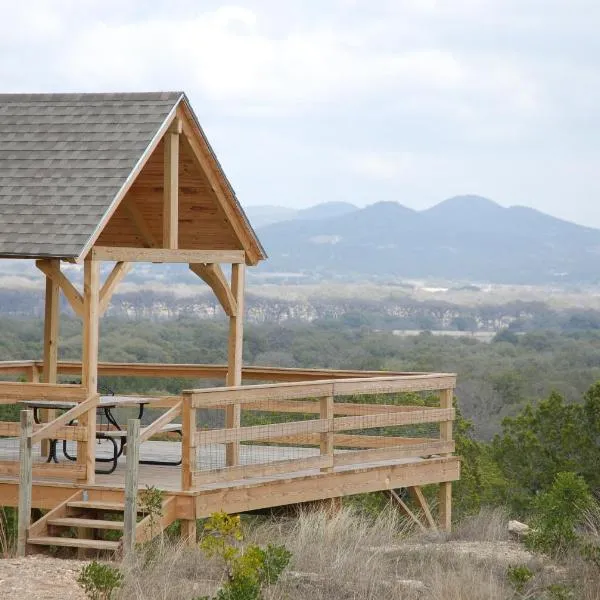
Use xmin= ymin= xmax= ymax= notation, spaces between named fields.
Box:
xmin=181 ymin=393 xmax=196 ymax=491
xmin=0 ymin=421 xmax=87 ymax=441
xmin=0 ymin=382 xmax=88 ymax=401
xmin=136 ymin=496 xmax=177 ymax=544
xmin=320 ymin=396 xmax=334 ymax=473
xmin=409 ymin=486 xmax=437 ymax=531
xmin=99 ymin=261 xmax=131 ymax=315
xmin=163 ymin=124 xmax=179 ymax=249
xmin=438 ymin=388 xmax=454 ymax=531
xmin=28 ymin=491 xmax=82 ymax=538
xmin=123 ymin=419 xmax=140 ymax=556
xmin=124 ymin=200 xmax=159 ymax=247
xmin=36 ymin=260 xmax=83 ymax=317
xmin=91 ymin=247 xmax=245 ymax=263
xmin=388 ymin=489 xmax=427 ymax=532
xmin=139 ymin=401 xmax=182 ymax=444
xmin=333 ymin=440 xmax=454 ymax=467
xmin=17 ymin=410 xmax=33 ymax=556
xmin=189 ymin=263 xmax=237 ymax=316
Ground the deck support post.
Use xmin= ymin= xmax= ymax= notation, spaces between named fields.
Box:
xmin=41 ymin=260 xmax=60 ymax=457
xmin=225 ymin=262 xmax=245 ymax=466
xmin=438 ymin=387 xmax=454 ymax=532
xmin=79 ymin=256 xmax=100 ymax=484
xmin=181 ymin=392 xmax=196 ymax=491
xmin=17 ymin=409 xmax=33 ymax=557
xmin=123 ymin=419 xmax=140 ymax=557
xmin=320 ymin=395 xmax=334 ymax=472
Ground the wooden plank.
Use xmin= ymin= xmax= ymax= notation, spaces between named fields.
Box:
xmin=195 ymin=457 xmax=460 ymax=516
xmin=0 ymin=382 xmax=88 ymax=401
xmin=31 ymin=395 xmax=98 ymax=445
xmin=123 ymin=419 xmax=140 ymax=557
xmin=80 ymin=257 xmax=99 ymax=484
xmin=332 ymin=375 xmax=457 ymax=395
xmin=389 ymin=489 xmax=426 ymax=532
xmin=197 ymin=418 xmax=329 ymax=446
xmin=41 ymin=265 xmax=60 ymax=457
xmin=36 ymin=260 xmax=83 ymax=317
xmin=124 ymin=200 xmax=159 ymax=248
xmin=332 ymin=408 xmax=455 ymax=432
xmin=333 ymin=440 xmax=455 ymax=467
xmin=409 ymin=486 xmax=437 ymax=531
xmin=91 ymin=247 xmax=245 ymax=263
xmin=0 ymin=461 xmax=86 ymax=478
xmin=99 ymin=261 xmax=131 ymax=315
xmin=194 ymin=455 xmax=332 ymax=485
xmin=320 ymin=396 xmax=334 ymax=473
xmin=139 ymin=401 xmax=182 ymax=444
xmin=49 ymin=517 xmax=124 ymax=530
xmin=163 ymin=124 xmax=180 ymax=249
xmin=180 ymin=517 xmax=197 ymax=546
xmin=226 ymin=263 xmax=244 ymax=466
xmin=17 ymin=410 xmax=33 ymax=556
xmin=261 ymin=433 xmax=440 ymax=449
xmin=28 ymin=536 xmax=119 ymax=550
xmin=438 ymin=388 xmax=454 ymax=531
xmin=189 ymin=263 xmax=237 ymax=316
xmin=0 ymin=422 xmax=87 ymax=441
xmin=243 ymin=400 xmax=435 ymax=416
xmin=181 ymin=393 xmax=196 ymax=491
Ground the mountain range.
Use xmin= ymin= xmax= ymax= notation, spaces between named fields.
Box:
xmin=248 ymin=196 xmax=600 ymax=284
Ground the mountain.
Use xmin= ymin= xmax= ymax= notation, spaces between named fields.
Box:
xmin=254 ymin=196 xmax=600 ymax=284
xmin=244 ymin=202 xmax=358 ymax=228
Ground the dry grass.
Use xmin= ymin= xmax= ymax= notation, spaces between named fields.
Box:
xmin=111 ymin=506 xmax=600 ymax=600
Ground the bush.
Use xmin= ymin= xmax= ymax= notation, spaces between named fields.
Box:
xmin=527 ymin=472 xmax=593 ymax=555
xmin=77 ymin=561 xmax=123 ymax=600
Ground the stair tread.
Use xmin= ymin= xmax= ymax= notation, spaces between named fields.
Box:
xmin=67 ymin=500 xmax=125 ymax=511
xmin=48 ymin=517 xmax=124 ymax=530
xmin=28 ymin=536 xmax=119 ymax=550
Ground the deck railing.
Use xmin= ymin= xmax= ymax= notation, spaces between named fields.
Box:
xmin=181 ymin=373 xmax=456 ymax=490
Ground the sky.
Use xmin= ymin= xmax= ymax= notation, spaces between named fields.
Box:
xmin=1 ymin=0 xmax=599 ymax=226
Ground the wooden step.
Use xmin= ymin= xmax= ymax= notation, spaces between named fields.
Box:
xmin=67 ymin=500 xmax=125 ymax=512
xmin=48 ymin=517 xmax=124 ymax=530
xmin=28 ymin=536 xmax=120 ymax=551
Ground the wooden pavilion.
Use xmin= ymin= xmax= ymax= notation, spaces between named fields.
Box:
xmin=0 ymin=93 xmax=459 ymax=556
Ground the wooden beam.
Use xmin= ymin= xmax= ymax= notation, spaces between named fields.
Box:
xmin=139 ymin=401 xmax=182 ymax=444
xmin=123 ymin=419 xmax=140 ymax=557
xmin=91 ymin=247 xmax=245 ymax=264
xmin=409 ymin=486 xmax=437 ymax=531
xmin=0 ymin=382 xmax=88 ymax=401
xmin=320 ymin=396 xmax=334 ymax=473
xmin=163 ymin=121 xmax=180 ymax=249
xmin=99 ymin=261 xmax=131 ymax=315
xmin=388 ymin=490 xmax=427 ymax=532
xmin=41 ymin=262 xmax=60 ymax=457
xmin=226 ymin=263 xmax=245 ymax=466
xmin=189 ymin=263 xmax=237 ymax=316
xmin=80 ymin=257 xmax=99 ymax=484
xmin=17 ymin=410 xmax=33 ymax=557
xmin=181 ymin=393 xmax=196 ymax=491
xmin=36 ymin=260 xmax=83 ymax=318
xmin=124 ymin=201 xmax=159 ymax=248
xmin=438 ymin=388 xmax=454 ymax=532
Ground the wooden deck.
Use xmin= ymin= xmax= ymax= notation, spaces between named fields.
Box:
xmin=0 ymin=362 xmax=460 ymax=553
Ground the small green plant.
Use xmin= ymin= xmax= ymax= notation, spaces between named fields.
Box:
xmin=526 ymin=472 xmax=593 ymax=555
xmin=77 ymin=561 xmax=123 ymax=600
xmin=197 ymin=512 xmax=291 ymax=600
xmin=546 ymin=583 xmax=575 ymax=600
xmin=139 ymin=485 xmax=164 ymax=539
xmin=506 ymin=564 xmax=534 ymax=592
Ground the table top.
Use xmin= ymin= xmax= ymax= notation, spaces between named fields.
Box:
xmin=20 ymin=396 xmax=153 ymax=410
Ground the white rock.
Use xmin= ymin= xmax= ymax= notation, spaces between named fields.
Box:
xmin=508 ymin=520 xmax=530 ymax=536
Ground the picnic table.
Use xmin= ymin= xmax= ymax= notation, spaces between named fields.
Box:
xmin=20 ymin=396 xmax=181 ymax=474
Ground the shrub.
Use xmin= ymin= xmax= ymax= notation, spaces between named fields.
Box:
xmin=77 ymin=561 xmax=123 ymax=600
xmin=527 ymin=472 xmax=593 ymax=555
xmin=506 ymin=564 xmax=534 ymax=592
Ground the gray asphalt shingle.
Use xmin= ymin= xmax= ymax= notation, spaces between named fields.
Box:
xmin=0 ymin=92 xmax=183 ymax=258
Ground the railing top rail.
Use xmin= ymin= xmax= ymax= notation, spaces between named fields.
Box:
xmin=185 ymin=372 xmax=456 ymax=407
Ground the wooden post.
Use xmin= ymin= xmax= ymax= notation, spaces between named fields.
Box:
xmin=438 ymin=387 xmax=454 ymax=532
xmin=79 ymin=256 xmax=100 ymax=484
xmin=17 ymin=409 xmax=33 ymax=557
xmin=41 ymin=261 xmax=60 ymax=457
xmin=181 ymin=392 xmax=197 ymax=491
xmin=320 ymin=395 xmax=334 ymax=472
xmin=123 ymin=419 xmax=140 ymax=557
xmin=163 ymin=120 xmax=180 ymax=249
xmin=225 ymin=262 xmax=245 ymax=466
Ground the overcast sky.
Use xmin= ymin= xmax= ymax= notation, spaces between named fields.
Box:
xmin=2 ymin=1 xmax=599 ymax=226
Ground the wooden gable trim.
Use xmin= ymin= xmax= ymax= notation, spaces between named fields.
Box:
xmin=177 ymin=101 xmax=266 ymax=266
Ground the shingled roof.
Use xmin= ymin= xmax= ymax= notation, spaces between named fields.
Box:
xmin=0 ymin=92 xmax=265 ymax=262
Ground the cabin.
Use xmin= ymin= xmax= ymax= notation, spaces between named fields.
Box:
xmin=0 ymin=92 xmax=459 ymax=556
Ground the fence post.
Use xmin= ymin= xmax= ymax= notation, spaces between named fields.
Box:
xmin=181 ymin=392 xmax=197 ymax=492
xmin=438 ymin=387 xmax=454 ymax=532
xmin=17 ymin=409 xmax=33 ymax=557
xmin=123 ymin=418 xmax=140 ymax=557
xmin=320 ymin=396 xmax=334 ymax=472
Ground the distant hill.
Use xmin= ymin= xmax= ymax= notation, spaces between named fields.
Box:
xmin=253 ymin=196 xmax=600 ymax=284
xmin=244 ymin=202 xmax=358 ymax=228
